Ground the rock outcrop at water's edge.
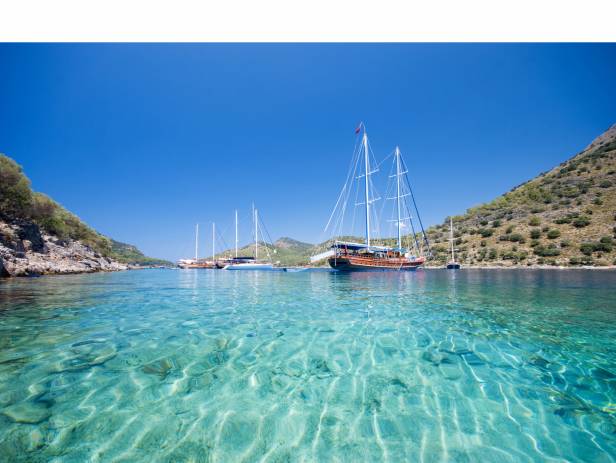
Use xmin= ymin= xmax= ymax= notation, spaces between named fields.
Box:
xmin=1 ymin=153 xmax=169 ymax=277
xmin=0 ymin=218 xmax=127 ymax=277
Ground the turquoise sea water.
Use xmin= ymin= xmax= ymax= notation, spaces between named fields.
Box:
xmin=0 ymin=269 xmax=615 ymax=462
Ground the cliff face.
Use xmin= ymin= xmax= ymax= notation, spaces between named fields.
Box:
xmin=0 ymin=218 xmax=127 ymax=277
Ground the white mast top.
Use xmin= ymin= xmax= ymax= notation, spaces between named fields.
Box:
xmin=195 ymin=223 xmax=199 ymax=260
xmin=363 ymin=131 xmax=371 ymax=247
xmin=235 ymin=209 xmax=238 ymax=258
xmin=395 ymin=146 xmax=402 ymax=250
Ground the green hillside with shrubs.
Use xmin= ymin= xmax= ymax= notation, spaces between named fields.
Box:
xmin=0 ymin=153 xmax=171 ymax=266
xmin=425 ymin=123 xmax=616 ymax=267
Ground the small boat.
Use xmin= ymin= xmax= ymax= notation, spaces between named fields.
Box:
xmin=225 ymin=262 xmax=274 ymax=270
xmin=320 ymin=124 xmax=430 ymax=272
xmin=178 ymin=224 xmax=216 ymax=268
xmin=178 ymin=259 xmax=215 ymax=269
xmin=223 ymin=206 xmax=274 ymax=270
xmin=446 ymin=218 xmax=461 ymax=270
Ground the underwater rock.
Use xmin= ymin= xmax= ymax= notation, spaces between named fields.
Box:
xmin=529 ymin=355 xmax=551 ymax=371
xmin=591 ymin=367 xmax=616 ymax=380
xmin=387 ymin=377 xmax=409 ymax=393
xmin=462 ymin=353 xmax=485 ymax=366
xmin=142 ymin=358 xmax=175 ymax=379
xmin=308 ymin=358 xmax=333 ymax=379
xmin=421 ymin=349 xmax=453 ymax=366
xmin=2 ymin=401 xmax=51 ymax=424
xmin=52 ymin=342 xmax=117 ymax=373
xmin=203 ymin=350 xmax=229 ymax=370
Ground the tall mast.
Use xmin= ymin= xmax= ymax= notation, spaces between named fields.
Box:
xmin=395 ymin=146 xmax=402 ymax=249
xmin=254 ymin=207 xmax=259 ymax=260
xmin=450 ymin=218 xmax=455 ymax=262
xmin=212 ymin=222 xmax=215 ymax=262
xmin=363 ymin=132 xmax=371 ymax=247
xmin=235 ymin=209 xmax=238 ymax=258
xmin=195 ymin=223 xmax=199 ymax=260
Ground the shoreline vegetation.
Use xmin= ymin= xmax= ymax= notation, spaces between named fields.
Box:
xmin=1 ymin=123 xmax=615 ymax=277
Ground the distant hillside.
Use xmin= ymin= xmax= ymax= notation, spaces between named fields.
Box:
xmin=212 ymin=237 xmax=315 ymax=266
xmin=0 ymin=153 xmax=169 ymax=275
xmin=110 ymin=240 xmax=172 ymax=267
xmin=425 ymin=124 xmax=616 ymax=267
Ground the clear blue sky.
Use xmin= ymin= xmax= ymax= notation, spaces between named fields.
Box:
xmin=1 ymin=44 xmax=615 ymax=261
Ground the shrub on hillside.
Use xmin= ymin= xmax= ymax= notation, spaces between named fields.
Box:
xmin=572 ymin=216 xmax=591 ymax=228
xmin=479 ymin=228 xmax=493 ymax=238
xmin=569 ymin=256 xmax=591 ymax=266
xmin=507 ymin=233 xmax=525 ymax=243
xmin=528 ymin=216 xmax=541 ymax=226
xmin=534 ymin=245 xmax=561 ymax=257
xmin=530 ymin=229 xmax=541 ymax=239
xmin=595 ymin=241 xmax=613 ymax=253
xmin=580 ymin=243 xmax=595 ymax=256
xmin=547 ymin=229 xmax=561 ymax=239
xmin=579 ymin=241 xmax=611 ymax=255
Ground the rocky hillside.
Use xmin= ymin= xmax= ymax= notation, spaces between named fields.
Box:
xmin=425 ymin=123 xmax=616 ymax=267
xmin=0 ymin=154 xmax=169 ymax=277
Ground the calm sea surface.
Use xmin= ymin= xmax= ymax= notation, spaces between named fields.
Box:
xmin=0 ymin=269 xmax=615 ymax=462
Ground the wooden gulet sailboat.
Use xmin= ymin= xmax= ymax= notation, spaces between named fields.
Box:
xmin=178 ymin=223 xmax=216 ymax=269
xmin=326 ymin=125 xmax=429 ymax=271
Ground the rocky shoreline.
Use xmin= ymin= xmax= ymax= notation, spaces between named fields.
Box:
xmin=0 ymin=219 xmax=127 ymax=277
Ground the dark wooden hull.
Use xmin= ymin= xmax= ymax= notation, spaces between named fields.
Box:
xmin=328 ymin=255 xmax=425 ymax=271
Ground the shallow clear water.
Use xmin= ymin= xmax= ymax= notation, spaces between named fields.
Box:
xmin=1 ymin=269 xmax=615 ymax=462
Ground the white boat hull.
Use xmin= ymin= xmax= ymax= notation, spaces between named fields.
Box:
xmin=223 ymin=263 xmax=274 ymax=270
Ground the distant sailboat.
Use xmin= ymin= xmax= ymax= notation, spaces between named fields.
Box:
xmin=178 ymin=223 xmax=215 ymax=268
xmin=446 ymin=218 xmax=461 ymax=270
xmin=223 ymin=205 xmax=274 ymax=270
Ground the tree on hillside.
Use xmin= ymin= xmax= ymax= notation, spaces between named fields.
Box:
xmin=0 ymin=154 xmax=33 ymax=217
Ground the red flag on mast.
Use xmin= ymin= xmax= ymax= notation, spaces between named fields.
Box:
xmin=354 ymin=122 xmax=362 ymax=134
